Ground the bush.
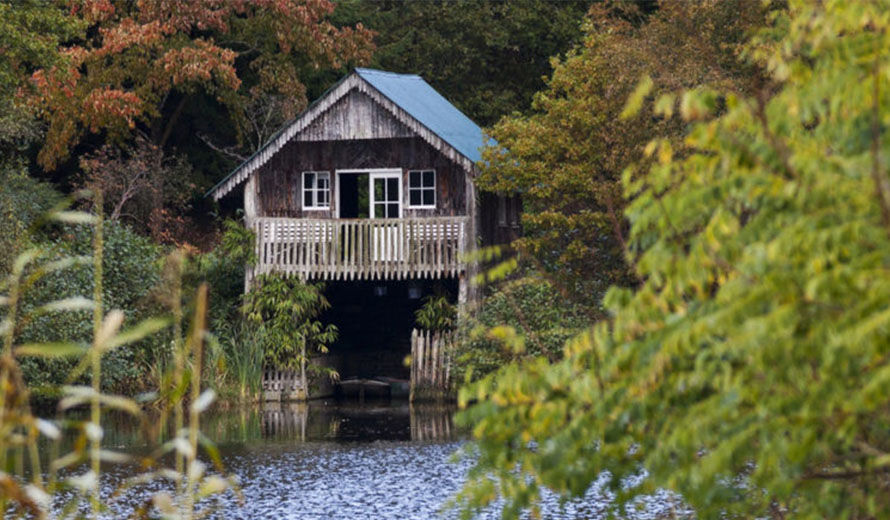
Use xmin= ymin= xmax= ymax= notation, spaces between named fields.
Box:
xmin=0 ymin=165 xmax=62 ymax=275
xmin=18 ymin=220 xmax=164 ymax=393
xmin=456 ymin=276 xmax=587 ymax=381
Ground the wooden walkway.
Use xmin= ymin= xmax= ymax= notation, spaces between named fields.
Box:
xmin=252 ymin=217 xmax=469 ymax=281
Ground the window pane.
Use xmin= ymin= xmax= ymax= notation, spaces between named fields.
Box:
xmin=374 ymin=179 xmax=384 ymax=200
xmin=304 ymin=190 xmax=313 ymax=208
xmin=387 ymin=203 xmax=399 ymax=218
xmin=318 ymin=175 xmax=329 ymax=189
xmin=304 ymin=173 xmax=314 ymax=189
xmin=387 ymin=178 xmax=398 ymax=199
xmin=319 ymin=190 xmax=328 ymax=206
xmin=422 ymin=189 xmax=434 ymax=206
xmin=410 ymin=190 xmax=421 ymax=206
xmin=374 ymin=203 xmax=386 ymax=218
xmin=409 ymin=171 xmax=421 ymax=188
xmin=423 ymin=170 xmax=434 ymax=187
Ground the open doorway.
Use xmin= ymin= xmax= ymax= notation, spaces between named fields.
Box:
xmin=337 ymin=172 xmax=369 ymax=218
xmin=337 ymin=170 xmax=402 ymax=219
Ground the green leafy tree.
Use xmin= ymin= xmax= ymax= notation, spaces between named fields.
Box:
xmin=456 ymin=1 xmax=890 ymax=518
xmin=477 ymin=0 xmax=769 ymax=306
xmin=243 ymin=274 xmax=337 ymax=397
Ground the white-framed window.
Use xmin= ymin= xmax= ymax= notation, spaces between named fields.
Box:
xmin=407 ymin=169 xmax=436 ymax=208
xmin=302 ymin=171 xmax=330 ymax=209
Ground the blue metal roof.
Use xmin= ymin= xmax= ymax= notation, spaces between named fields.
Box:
xmin=355 ymin=68 xmax=489 ymax=163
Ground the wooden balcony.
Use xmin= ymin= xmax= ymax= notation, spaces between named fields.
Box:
xmin=251 ymin=217 xmax=469 ymax=281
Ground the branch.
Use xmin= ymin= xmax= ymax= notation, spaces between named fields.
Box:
xmin=870 ymin=44 xmax=890 ymax=238
xmin=198 ymin=133 xmax=247 ymax=163
xmin=753 ymin=92 xmax=799 ymax=182
xmin=159 ymin=96 xmax=188 ymax=148
xmin=802 ymin=466 xmax=890 ymax=481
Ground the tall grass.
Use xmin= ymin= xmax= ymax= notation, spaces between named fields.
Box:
xmin=213 ymin=321 xmax=264 ymax=402
xmin=0 ymin=192 xmax=236 ymax=519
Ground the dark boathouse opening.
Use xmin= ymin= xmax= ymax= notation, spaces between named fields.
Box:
xmin=321 ymin=279 xmax=458 ymax=399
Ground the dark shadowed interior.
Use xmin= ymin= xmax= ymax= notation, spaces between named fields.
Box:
xmin=321 ymin=279 xmax=458 ymax=387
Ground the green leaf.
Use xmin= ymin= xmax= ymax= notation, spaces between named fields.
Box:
xmin=620 ymin=75 xmax=653 ymax=120
xmin=103 ymin=317 xmax=170 ymax=352
xmin=51 ymin=211 xmax=97 ymax=225
xmin=15 ymin=342 xmax=88 ymax=358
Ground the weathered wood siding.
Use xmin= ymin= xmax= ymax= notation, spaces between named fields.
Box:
xmin=298 ymin=89 xmax=415 ymax=141
xmin=255 ymin=137 xmax=467 ymax=218
xmin=479 ymin=192 xmax=522 ymax=247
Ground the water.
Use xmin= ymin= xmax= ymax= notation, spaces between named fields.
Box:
xmin=40 ymin=401 xmax=684 ymax=519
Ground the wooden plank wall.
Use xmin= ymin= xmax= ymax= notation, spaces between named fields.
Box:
xmin=479 ymin=191 xmax=522 ymax=248
xmin=409 ymin=329 xmax=455 ymax=402
xmin=256 ymin=137 xmax=467 ymax=219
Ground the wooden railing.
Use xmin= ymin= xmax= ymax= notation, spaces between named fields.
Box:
xmin=251 ymin=217 xmax=469 ymax=281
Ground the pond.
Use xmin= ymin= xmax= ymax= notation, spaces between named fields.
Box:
xmin=40 ymin=400 xmax=682 ymax=519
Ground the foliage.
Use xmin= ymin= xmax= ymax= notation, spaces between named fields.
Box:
xmin=332 ymin=0 xmax=591 ymax=127
xmin=78 ymin=136 xmax=195 ymax=241
xmin=28 ymin=0 xmax=374 ymax=171
xmin=455 ymin=276 xmax=587 ymax=382
xmin=456 ymin=1 xmax=890 ymax=518
xmin=210 ymin=320 xmax=265 ymax=402
xmin=182 ymin=219 xmax=258 ymax=401
xmin=0 ymin=200 xmax=233 ymax=519
xmin=477 ymin=0 xmax=770 ymax=306
xmin=243 ymin=274 xmax=337 ymax=376
xmin=415 ymin=290 xmax=457 ymax=333
xmin=0 ymin=166 xmax=63 ymax=276
xmin=17 ymin=219 xmax=163 ymax=394
xmin=0 ymin=0 xmax=82 ymax=155
xmin=219 ymin=217 xmax=257 ymax=268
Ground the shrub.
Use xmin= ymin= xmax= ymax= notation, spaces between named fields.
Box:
xmin=455 ymin=276 xmax=587 ymax=381
xmin=18 ymin=220 xmax=163 ymax=393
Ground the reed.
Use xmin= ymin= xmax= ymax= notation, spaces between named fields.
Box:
xmin=0 ymin=192 xmax=236 ymax=518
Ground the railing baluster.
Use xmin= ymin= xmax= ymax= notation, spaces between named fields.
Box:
xmin=252 ymin=216 xmax=469 ymax=283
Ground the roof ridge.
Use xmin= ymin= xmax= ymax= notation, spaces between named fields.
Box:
xmin=355 ymin=67 xmax=423 ymax=79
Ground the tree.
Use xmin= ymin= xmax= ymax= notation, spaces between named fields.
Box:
xmin=477 ymin=0 xmax=769 ymax=306
xmin=456 ymin=1 xmax=890 ymax=518
xmin=0 ymin=0 xmax=82 ymax=157
xmin=332 ymin=0 xmax=591 ymax=127
xmin=77 ymin=136 xmax=195 ymax=243
xmin=242 ymin=274 xmax=337 ymax=398
xmin=29 ymin=0 xmax=374 ymax=170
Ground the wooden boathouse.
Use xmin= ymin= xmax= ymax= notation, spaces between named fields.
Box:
xmin=208 ymin=68 xmax=520 ymax=400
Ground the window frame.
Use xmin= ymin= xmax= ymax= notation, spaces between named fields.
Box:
xmin=302 ymin=171 xmax=331 ymax=210
xmin=407 ymin=169 xmax=437 ymax=209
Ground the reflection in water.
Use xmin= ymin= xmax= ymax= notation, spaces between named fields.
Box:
xmin=32 ymin=402 xmax=680 ymax=519
xmin=186 ymin=400 xmax=457 ymax=444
